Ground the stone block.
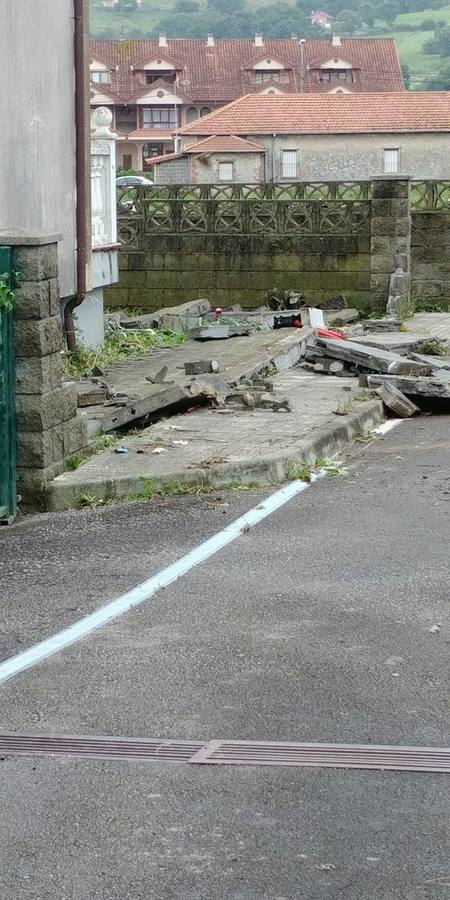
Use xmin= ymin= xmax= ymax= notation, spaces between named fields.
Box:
xmin=371 ymin=199 xmax=392 ymax=217
xmin=14 ymin=280 xmax=51 ymax=320
xmin=372 ymin=179 xmax=410 ymax=200
xmin=104 ymin=286 xmax=129 ymax=307
xmin=16 ymin=353 xmax=63 ymax=395
xmin=370 ymin=273 xmax=390 ymax=292
xmin=17 ymin=462 xmax=64 ymax=511
xmin=13 ymin=244 xmax=58 ymax=282
xmin=394 ymin=219 xmax=411 ymax=237
xmin=15 ymin=316 xmax=62 ymax=358
xmin=48 ymin=279 xmax=60 ymax=316
xmin=370 ymin=255 xmax=396 ymax=274
xmin=390 ymin=200 xmax=410 ymax=218
xmin=63 ymin=415 xmax=88 ymax=456
xmin=16 ymin=427 xmax=64 ymax=469
xmin=16 ymin=386 xmax=77 ymax=432
xmin=371 ymin=217 xmax=396 ymax=237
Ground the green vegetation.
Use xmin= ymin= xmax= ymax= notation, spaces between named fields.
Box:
xmin=66 ymin=435 xmax=117 ymax=471
xmin=63 ymin=322 xmax=187 ymax=379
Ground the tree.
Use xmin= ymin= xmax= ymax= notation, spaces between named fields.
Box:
xmin=207 ymin=0 xmax=244 ymax=13
xmin=175 ymin=0 xmax=200 ymax=11
xmin=359 ymin=2 xmax=375 ymax=27
xmin=117 ymin=0 xmax=138 ymax=11
xmin=423 ymin=25 xmax=450 ymax=57
xmin=401 ymin=62 xmax=411 ymax=88
xmin=423 ymin=60 xmax=450 ymax=89
xmin=379 ymin=2 xmax=397 ymax=25
xmin=334 ymin=8 xmax=362 ymax=34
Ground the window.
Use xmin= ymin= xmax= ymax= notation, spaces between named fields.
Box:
xmin=200 ymin=107 xmax=212 ymax=117
xmin=186 ymin=107 xmax=199 ymax=124
xmin=115 ymin=106 xmax=136 ymax=132
xmin=91 ymin=71 xmax=110 ymax=83
xmin=383 ymin=148 xmax=400 ymax=173
xmin=252 ymin=71 xmax=289 ymax=84
xmin=218 ymin=161 xmax=234 ymax=181
xmin=122 ymin=154 xmax=132 ymax=170
xmin=145 ymin=70 xmax=176 ymax=84
xmin=282 ymin=149 xmax=298 ymax=179
xmin=143 ymin=142 xmax=164 ymax=160
xmin=142 ymin=107 xmax=178 ymax=129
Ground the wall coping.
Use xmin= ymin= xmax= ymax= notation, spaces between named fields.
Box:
xmin=0 ymin=231 xmax=62 ymax=246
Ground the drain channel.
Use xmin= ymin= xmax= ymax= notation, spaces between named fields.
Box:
xmin=0 ymin=734 xmax=202 ymax=762
xmin=1 ymin=734 xmax=448 ymax=772
xmin=189 ymin=740 xmax=450 ymax=772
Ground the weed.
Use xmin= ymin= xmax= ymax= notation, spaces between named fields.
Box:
xmin=65 ymin=435 xmax=116 ymax=471
xmin=63 ymin=321 xmax=187 ymax=379
xmin=288 ymin=463 xmax=312 ymax=482
xmin=415 ymin=339 xmax=448 ymax=356
xmin=354 ymin=432 xmax=373 ymax=443
xmin=79 ymin=492 xmax=103 ymax=509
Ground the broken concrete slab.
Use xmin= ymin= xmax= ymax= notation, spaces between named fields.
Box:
xmin=409 ymin=353 xmax=450 ymax=371
xmin=100 ymin=380 xmax=222 ymax=432
xmin=324 ymin=309 xmax=359 ymax=327
xmin=352 ymin=333 xmax=447 ymax=355
xmin=367 ymin=374 xmax=450 ymax=399
xmin=361 ymin=319 xmax=402 ymax=332
xmin=122 ymin=299 xmax=211 ymax=331
xmin=315 ymin=337 xmax=432 ymax=376
xmin=75 ymin=382 xmax=108 ymax=408
xmin=189 ymin=323 xmax=251 ymax=341
xmin=375 ymin=382 xmax=420 ymax=418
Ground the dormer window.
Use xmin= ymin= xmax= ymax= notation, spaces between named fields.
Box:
xmin=91 ymin=71 xmax=110 ymax=84
xmin=145 ymin=70 xmax=176 ymax=84
xmin=319 ymin=69 xmax=354 ymax=83
xmin=252 ymin=70 xmax=290 ymax=84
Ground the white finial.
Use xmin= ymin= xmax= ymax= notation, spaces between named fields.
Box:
xmin=91 ymin=106 xmax=114 ymax=136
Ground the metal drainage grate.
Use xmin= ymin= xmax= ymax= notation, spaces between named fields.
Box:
xmin=1 ymin=734 xmax=449 ymax=773
xmin=0 ymin=733 xmax=202 ymax=763
xmin=188 ymin=740 xmax=450 ymax=773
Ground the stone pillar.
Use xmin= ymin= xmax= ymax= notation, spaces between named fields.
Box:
xmin=370 ymin=176 xmax=412 ymax=315
xmin=7 ymin=236 xmax=87 ymax=511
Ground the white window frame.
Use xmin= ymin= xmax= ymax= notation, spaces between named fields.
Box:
xmin=218 ymin=161 xmax=234 ymax=182
xmin=282 ymin=149 xmax=298 ymax=179
xmin=383 ymin=147 xmax=400 ymax=174
xmin=91 ymin=71 xmax=110 ymax=84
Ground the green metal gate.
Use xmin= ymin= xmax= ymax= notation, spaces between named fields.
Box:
xmin=0 ymin=246 xmax=17 ymax=524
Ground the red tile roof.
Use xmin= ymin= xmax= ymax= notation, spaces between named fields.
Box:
xmin=186 ymin=135 xmax=265 ymax=152
xmin=180 ymin=91 xmax=450 ymax=135
xmin=123 ymin=129 xmax=174 ymax=140
xmin=149 ymin=152 xmax=182 ymax=165
xmin=89 ymin=37 xmax=404 ymax=104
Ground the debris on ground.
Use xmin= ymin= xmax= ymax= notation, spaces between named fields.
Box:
xmin=145 ymin=365 xmax=169 ymax=384
xmin=302 ymin=315 xmax=450 ymax=418
xmin=184 ymin=359 xmax=220 ymax=375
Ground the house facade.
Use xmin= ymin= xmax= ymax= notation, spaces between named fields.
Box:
xmin=151 ymin=92 xmax=450 ymax=184
xmin=90 ymin=35 xmax=405 ymax=171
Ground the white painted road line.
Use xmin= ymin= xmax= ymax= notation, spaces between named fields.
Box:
xmin=0 ymin=475 xmax=323 ymax=685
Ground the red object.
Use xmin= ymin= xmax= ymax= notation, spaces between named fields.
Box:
xmin=215 ymin=307 xmax=223 ymax=320
xmin=293 ymin=318 xmax=302 ymax=328
xmin=317 ymin=327 xmax=344 ymax=340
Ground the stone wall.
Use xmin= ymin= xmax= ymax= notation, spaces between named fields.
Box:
xmin=411 ymin=210 xmax=450 ymax=309
xmin=108 ymin=181 xmax=378 ymax=311
xmin=12 ymin=239 xmax=87 ymax=510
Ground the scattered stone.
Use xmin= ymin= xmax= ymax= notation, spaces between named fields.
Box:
xmin=145 ymin=365 xmax=168 ymax=384
xmin=240 ymin=391 xmax=255 ymax=408
xmin=316 ymin=337 xmax=432 ymax=376
xmin=91 ymin=365 xmax=105 ymax=377
xmin=375 ymin=382 xmax=420 ymax=418
xmin=428 ymin=624 xmax=442 ymax=634
xmin=361 ymin=319 xmax=402 ymax=333
xmin=189 ymin=323 xmax=251 ymax=341
xmin=184 ymin=360 xmax=220 ymax=375
xmin=324 ymin=308 xmax=359 ymax=327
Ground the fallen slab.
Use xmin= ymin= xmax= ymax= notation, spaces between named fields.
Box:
xmin=367 ymin=374 xmax=450 ymax=399
xmin=409 ymin=353 xmax=450 ymax=371
xmin=352 ymin=332 xmax=447 ymax=356
xmin=74 ymin=382 xmax=108 ymax=407
xmin=315 ymin=337 xmax=432 ymax=376
xmin=375 ymin=382 xmax=420 ymax=417
xmin=100 ymin=381 xmax=223 ymax=432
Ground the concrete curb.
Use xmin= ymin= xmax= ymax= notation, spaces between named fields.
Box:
xmin=46 ymin=399 xmax=384 ymax=511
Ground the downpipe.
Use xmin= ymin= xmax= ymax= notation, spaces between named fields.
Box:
xmin=65 ymin=0 xmax=90 ymax=351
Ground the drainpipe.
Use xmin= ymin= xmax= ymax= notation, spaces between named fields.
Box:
xmin=271 ymin=134 xmax=277 ymax=182
xmin=65 ymin=0 xmax=90 ymax=351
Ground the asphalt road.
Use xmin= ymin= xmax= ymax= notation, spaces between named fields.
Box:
xmin=0 ymin=415 xmax=449 ymax=899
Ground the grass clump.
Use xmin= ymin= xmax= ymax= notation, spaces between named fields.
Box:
xmin=66 ymin=434 xmax=116 ymax=471
xmin=64 ymin=321 xmax=187 ymax=379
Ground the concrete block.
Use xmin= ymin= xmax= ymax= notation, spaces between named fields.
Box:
xmin=15 ymin=316 xmax=62 ymax=357
xmin=13 ymin=244 xmax=58 ymax=281
xmin=371 ymin=217 xmax=396 ymax=237
xmin=370 ymin=255 xmax=397 ymax=274
xmin=62 ymin=415 xmax=88 ymax=456
xmin=14 ymin=280 xmax=51 ymax=320
xmin=372 ymin=179 xmax=410 ymax=200
xmin=16 ymin=386 xmax=77 ymax=431
xmin=15 ymin=353 xmax=63 ymax=395
xmin=17 ymin=462 xmax=64 ymax=510
xmin=48 ymin=278 xmax=61 ymax=316
xmin=16 ymin=427 xmax=64 ymax=469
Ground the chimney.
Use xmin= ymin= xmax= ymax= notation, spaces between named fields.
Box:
xmin=206 ymin=34 xmax=215 ymax=47
xmin=332 ymin=35 xmax=342 ymax=47
xmin=291 ymin=33 xmax=298 ymax=40
xmin=158 ymin=33 xmax=167 ymax=48
xmin=254 ymin=33 xmax=263 ymax=47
